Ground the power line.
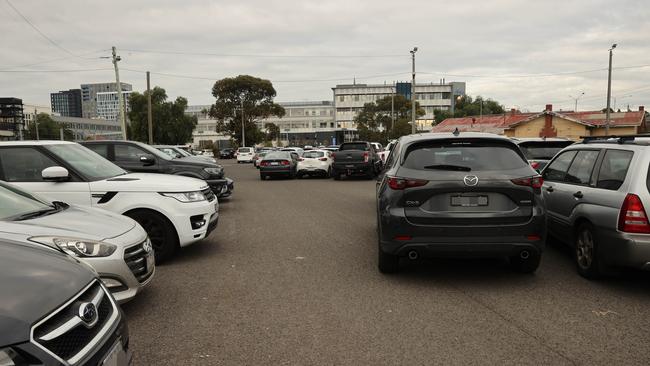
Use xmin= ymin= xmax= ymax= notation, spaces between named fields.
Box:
xmin=121 ymin=48 xmax=407 ymax=59
xmin=4 ymin=0 xmax=96 ymax=60
xmin=0 ymin=49 xmax=110 ymax=71
xmin=420 ymin=64 xmax=650 ymax=79
xmin=0 ymin=68 xmax=113 ymax=73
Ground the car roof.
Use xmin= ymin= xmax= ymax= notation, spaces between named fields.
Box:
xmin=511 ymin=137 xmax=572 ymax=143
xmin=398 ymin=132 xmax=514 ymax=144
xmin=152 ymin=145 xmax=174 ymax=148
xmin=0 ymin=140 xmax=77 ymax=146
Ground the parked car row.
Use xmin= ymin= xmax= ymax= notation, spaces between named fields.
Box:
xmin=374 ymin=132 xmax=650 ymax=279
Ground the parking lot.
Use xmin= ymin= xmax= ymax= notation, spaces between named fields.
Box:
xmin=122 ymin=161 xmax=650 ymax=366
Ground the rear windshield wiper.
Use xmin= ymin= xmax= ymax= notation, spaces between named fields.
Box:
xmin=422 ymin=164 xmax=472 ymax=171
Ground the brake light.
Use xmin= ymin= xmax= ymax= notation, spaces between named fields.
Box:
xmin=530 ymin=161 xmax=540 ymax=170
xmin=387 ymin=176 xmax=428 ymax=190
xmin=319 ymin=157 xmax=328 ymax=161
xmin=363 ymin=151 xmax=369 ymax=163
xmin=618 ymin=194 xmax=650 ymax=233
xmin=511 ymin=176 xmax=544 ymax=189
xmin=260 ymin=161 xmax=269 ymax=167
xmin=280 ymin=160 xmax=290 ymax=166
xmin=394 ymin=235 xmax=412 ymax=241
xmin=331 ymin=152 xmax=336 ymax=160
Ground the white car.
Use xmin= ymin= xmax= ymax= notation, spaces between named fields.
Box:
xmin=0 ymin=141 xmax=218 ymax=262
xmin=281 ymin=147 xmax=305 ymax=157
xmin=236 ymin=147 xmax=255 ymax=163
xmin=297 ymin=150 xmax=333 ymax=178
xmin=0 ymin=180 xmax=154 ymax=303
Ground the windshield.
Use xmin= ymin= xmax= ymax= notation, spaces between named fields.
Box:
xmin=403 ymin=140 xmax=528 ymax=171
xmin=44 ymin=144 xmax=127 ymax=181
xmin=0 ymin=181 xmax=52 ymax=220
xmin=303 ymin=151 xmax=325 ymax=158
xmin=173 ymin=147 xmax=192 ymax=157
xmin=158 ymin=147 xmax=182 ymax=158
xmin=518 ymin=142 xmax=574 ymax=160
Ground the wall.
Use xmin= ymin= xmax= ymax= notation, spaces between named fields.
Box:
xmin=507 ymin=116 xmax=588 ymax=140
xmin=589 ymin=126 xmax=638 ymax=136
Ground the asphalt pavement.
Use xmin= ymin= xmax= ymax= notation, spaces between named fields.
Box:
xmin=122 ymin=161 xmax=650 ymax=365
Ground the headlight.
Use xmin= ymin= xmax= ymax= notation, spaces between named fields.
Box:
xmin=203 ymin=167 xmax=222 ymax=175
xmin=161 ymin=191 xmax=206 ymax=202
xmin=29 ymin=236 xmax=117 ymax=258
xmin=0 ymin=347 xmax=25 ymax=366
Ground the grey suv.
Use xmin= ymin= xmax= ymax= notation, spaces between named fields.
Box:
xmin=542 ymin=135 xmax=650 ymax=278
xmin=376 ymin=132 xmax=546 ymax=273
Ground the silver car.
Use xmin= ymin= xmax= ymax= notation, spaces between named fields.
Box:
xmin=542 ymin=135 xmax=650 ymax=278
xmin=0 ymin=180 xmax=155 ymax=303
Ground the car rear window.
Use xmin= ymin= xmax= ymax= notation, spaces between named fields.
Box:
xmin=239 ymin=148 xmax=251 ymax=153
xmin=339 ymin=143 xmax=368 ymax=151
xmin=402 ymin=139 xmax=528 ymax=171
xmin=303 ymin=151 xmax=325 ymax=158
xmin=265 ymin=152 xmax=289 ymax=159
xmin=518 ymin=141 xmax=573 ymax=160
xmin=597 ymin=149 xmax=633 ymax=190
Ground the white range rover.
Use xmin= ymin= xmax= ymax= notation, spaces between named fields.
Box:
xmin=0 ymin=141 xmax=218 ymax=262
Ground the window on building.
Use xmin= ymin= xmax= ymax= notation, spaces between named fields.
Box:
xmin=353 ymin=95 xmax=359 ymax=102
xmin=339 ymin=95 xmax=344 ymax=102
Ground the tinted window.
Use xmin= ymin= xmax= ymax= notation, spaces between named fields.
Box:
xmin=402 ymin=140 xmax=527 ymax=171
xmin=597 ymin=150 xmax=633 ymax=190
xmin=565 ymin=150 xmax=599 ymax=185
xmin=115 ymin=144 xmax=150 ymax=162
xmin=339 ymin=143 xmax=369 ymax=151
xmin=518 ymin=141 xmax=573 ymax=160
xmin=543 ymin=150 xmax=577 ymax=182
xmin=85 ymin=144 xmax=109 ymax=158
xmin=45 ymin=144 xmax=126 ymax=181
xmin=0 ymin=147 xmax=60 ymax=182
xmin=303 ymin=151 xmax=325 ymax=158
xmin=265 ymin=152 xmax=290 ymax=160
xmin=239 ymin=148 xmax=252 ymax=153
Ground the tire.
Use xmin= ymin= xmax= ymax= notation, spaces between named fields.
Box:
xmin=575 ymin=223 xmax=602 ymax=279
xmin=260 ymin=173 xmax=266 ymax=180
xmin=333 ymin=170 xmax=341 ymax=180
xmin=325 ymin=167 xmax=332 ymax=178
xmin=125 ymin=209 xmax=178 ymax=263
xmin=510 ymin=250 xmax=541 ymax=274
xmin=378 ymin=248 xmax=400 ymax=273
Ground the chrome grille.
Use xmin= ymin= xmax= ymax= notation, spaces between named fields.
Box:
xmin=31 ymin=280 xmax=119 ymax=365
xmin=124 ymin=240 xmax=154 ymax=283
xmin=202 ymin=187 xmax=216 ymax=202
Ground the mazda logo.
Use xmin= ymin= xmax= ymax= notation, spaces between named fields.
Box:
xmin=463 ymin=175 xmax=479 ymax=186
xmin=78 ymin=302 xmax=98 ymax=326
xmin=142 ymin=238 xmax=153 ymax=253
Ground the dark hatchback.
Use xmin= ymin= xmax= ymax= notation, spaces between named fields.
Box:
xmin=376 ymin=132 xmax=546 ymax=273
xmin=82 ymin=140 xmax=234 ymax=198
xmin=259 ymin=151 xmax=298 ymax=179
xmin=0 ymin=239 xmax=130 ymax=365
xmin=219 ymin=148 xmax=235 ymax=159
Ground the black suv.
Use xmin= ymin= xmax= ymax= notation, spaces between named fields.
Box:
xmin=0 ymin=238 xmax=130 ymax=365
xmin=82 ymin=140 xmax=234 ymax=198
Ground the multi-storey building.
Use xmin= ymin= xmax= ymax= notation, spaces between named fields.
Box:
xmin=80 ymin=82 xmax=132 ymax=118
xmin=50 ymin=89 xmax=82 ymax=117
xmin=258 ymin=101 xmax=342 ymax=145
xmin=185 ymin=105 xmax=231 ymax=149
xmin=332 ymin=81 xmax=466 ymax=130
xmin=23 ymin=103 xmax=52 ymax=129
xmin=96 ymin=91 xmax=133 ymax=122
xmin=0 ymin=98 xmax=24 ymax=140
xmin=51 ymin=115 xmax=122 ymax=140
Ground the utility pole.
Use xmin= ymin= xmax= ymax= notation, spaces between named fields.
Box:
xmin=241 ymin=99 xmax=245 ymax=147
xmin=34 ymin=111 xmax=39 ymax=140
xmin=391 ymin=82 xmax=395 ymax=131
xmin=605 ymin=43 xmax=617 ymax=136
xmin=410 ymin=47 xmax=418 ymax=134
xmin=569 ymin=92 xmax=585 ymax=112
xmin=111 ymin=46 xmax=127 ymax=140
xmin=147 ymin=71 xmax=153 ymax=144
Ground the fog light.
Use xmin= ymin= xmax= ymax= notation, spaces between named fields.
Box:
xmin=101 ymin=277 xmax=125 ymax=289
xmin=190 ymin=215 xmax=207 ymax=229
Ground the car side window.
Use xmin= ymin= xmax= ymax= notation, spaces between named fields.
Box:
xmin=0 ymin=147 xmax=60 ymax=182
xmin=385 ymin=142 xmax=400 ymax=169
xmin=85 ymin=144 xmax=109 ymax=158
xmin=543 ymin=150 xmax=577 ymax=182
xmin=115 ymin=144 xmax=149 ymax=162
xmin=565 ymin=150 xmax=599 ymax=185
xmin=596 ymin=150 xmax=633 ymax=190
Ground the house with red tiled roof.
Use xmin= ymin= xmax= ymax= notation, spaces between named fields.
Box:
xmin=432 ymin=104 xmax=647 ymax=140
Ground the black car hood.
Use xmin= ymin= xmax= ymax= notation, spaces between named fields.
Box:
xmin=0 ymin=241 xmax=95 ymax=346
xmin=174 ymin=157 xmax=222 ymax=168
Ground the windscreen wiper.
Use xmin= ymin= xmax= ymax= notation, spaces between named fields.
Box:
xmin=422 ymin=164 xmax=472 ymax=171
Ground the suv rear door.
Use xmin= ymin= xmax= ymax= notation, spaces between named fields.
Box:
xmin=396 ymin=138 xmax=538 ymax=226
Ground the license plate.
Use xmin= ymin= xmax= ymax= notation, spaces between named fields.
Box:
xmin=271 ymin=162 xmax=279 ymax=166
xmin=450 ymin=195 xmax=488 ymax=207
xmin=345 ymin=164 xmax=355 ymax=168
xmin=102 ymin=340 xmax=127 ymax=366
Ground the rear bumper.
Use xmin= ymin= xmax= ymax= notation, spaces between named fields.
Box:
xmin=389 ymin=242 xmax=542 ymax=258
xmin=596 ymin=229 xmax=650 ymax=270
xmin=260 ymin=167 xmax=292 ymax=175
xmin=332 ymin=163 xmax=372 ymax=175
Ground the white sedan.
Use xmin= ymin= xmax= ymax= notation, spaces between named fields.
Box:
xmin=297 ymin=150 xmax=333 ymax=178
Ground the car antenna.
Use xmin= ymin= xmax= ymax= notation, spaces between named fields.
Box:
xmin=453 ymin=128 xmax=460 ymax=136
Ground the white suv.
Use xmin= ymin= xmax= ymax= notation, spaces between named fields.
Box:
xmin=236 ymin=147 xmax=255 ymax=163
xmin=0 ymin=141 xmax=218 ymax=262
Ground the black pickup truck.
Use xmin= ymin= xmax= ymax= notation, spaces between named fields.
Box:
xmin=82 ymin=140 xmax=234 ymax=198
xmin=331 ymin=141 xmax=382 ymax=180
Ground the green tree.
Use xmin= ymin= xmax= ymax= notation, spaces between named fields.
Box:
xmin=24 ymin=113 xmax=73 ymax=140
xmin=434 ymin=95 xmax=505 ymax=124
xmin=209 ymin=75 xmax=285 ymax=146
xmin=354 ymin=95 xmax=424 ymax=142
xmin=264 ymin=122 xmax=280 ymax=141
xmin=128 ymin=87 xmax=197 ymax=144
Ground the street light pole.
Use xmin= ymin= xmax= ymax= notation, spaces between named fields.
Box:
xmin=605 ymin=43 xmax=617 ymax=136
xmin=410 ymin=47 xmax=418 ymax=134
xmin=391 ymin=82 xmax=395 ymax=131
xmin=569 ymin=92 xmax=585 ymax=112
xmin=241 ymin=99 xmax=245 ymax=147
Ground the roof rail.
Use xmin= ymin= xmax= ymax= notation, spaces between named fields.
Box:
xmin=580 ymin=134 xmax=650 ymax=144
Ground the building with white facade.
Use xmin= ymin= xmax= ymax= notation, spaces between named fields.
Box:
xmin=51 ymin=115 xmax=122 ymax=140
xmin=22 ymin=103 xmax=52 ymax=129
xmin=332 ymin=81 xmax=465 ymax=130
xmin=185 ymin=105 xmax=231 ymax=149
xmin=96 ymin=91 xmax=133 ymax=122
xmin=81 ymin=82 xmax=132 ymax=119
xmin=258 ymin=101 xmax=343 ymax=145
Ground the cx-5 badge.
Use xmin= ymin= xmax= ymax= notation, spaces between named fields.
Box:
xmin=463 ymin=175 xmax=479 ymax=186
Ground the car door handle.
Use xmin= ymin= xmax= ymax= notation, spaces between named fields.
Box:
xmin=573 ymin=191 xmax=583 ymax=199
xmin=546 ymin=186 xmax=554 ymax=192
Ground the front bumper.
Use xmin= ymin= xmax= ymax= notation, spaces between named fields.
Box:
xmin=207 ymin=177 xmax=234 ymax=198
xmin=163 ymin=196 xmax=218 ymax=247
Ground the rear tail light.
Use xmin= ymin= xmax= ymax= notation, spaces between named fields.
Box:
xmin=319 ymin=157 xmax=328 ymax=161
xmin=530 ymin=161 xmax=540 ymax=170
xmin=618 ymin=194 xmax=650 ymax=233
xmin=363 ymin=152 xmax=369 ymax=163
xmin=260 ymin=161 xmax=269 ymax=167
xmin=527 ymin=234 xmax=542 ymax=241
xmin=331 ymin=152 xmax=336 ymax=160
xmin=511 ymin=176 xmax=544 ymax=189
xmin=280 ymin=160 xmax=290 ymax=166
xmin=394 ymin=235 xmax=412 ymax=241
xmin=387 ymin=176 xmax=428 ymax=190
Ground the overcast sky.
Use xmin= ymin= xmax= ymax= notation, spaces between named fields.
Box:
xmin=1 ymin=0 xmax=649 ymax=113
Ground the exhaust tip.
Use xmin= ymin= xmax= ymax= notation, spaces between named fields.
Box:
xmin=407 ymin=250 xmax=419 ymax=260
xmin=520 ymin=250 xmax=530 ymax=260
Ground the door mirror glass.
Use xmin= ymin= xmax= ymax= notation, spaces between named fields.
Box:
xmin=140 ymin=155 xmax=156 ymax=166
xmin=42 ymin=166 xmax=70 ymax=182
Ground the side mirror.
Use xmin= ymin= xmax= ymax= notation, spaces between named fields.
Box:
xmin=42 ymin=166 xmax=70 ymax=182
xmin=140 ymin=155 xmax=155 ymax=166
